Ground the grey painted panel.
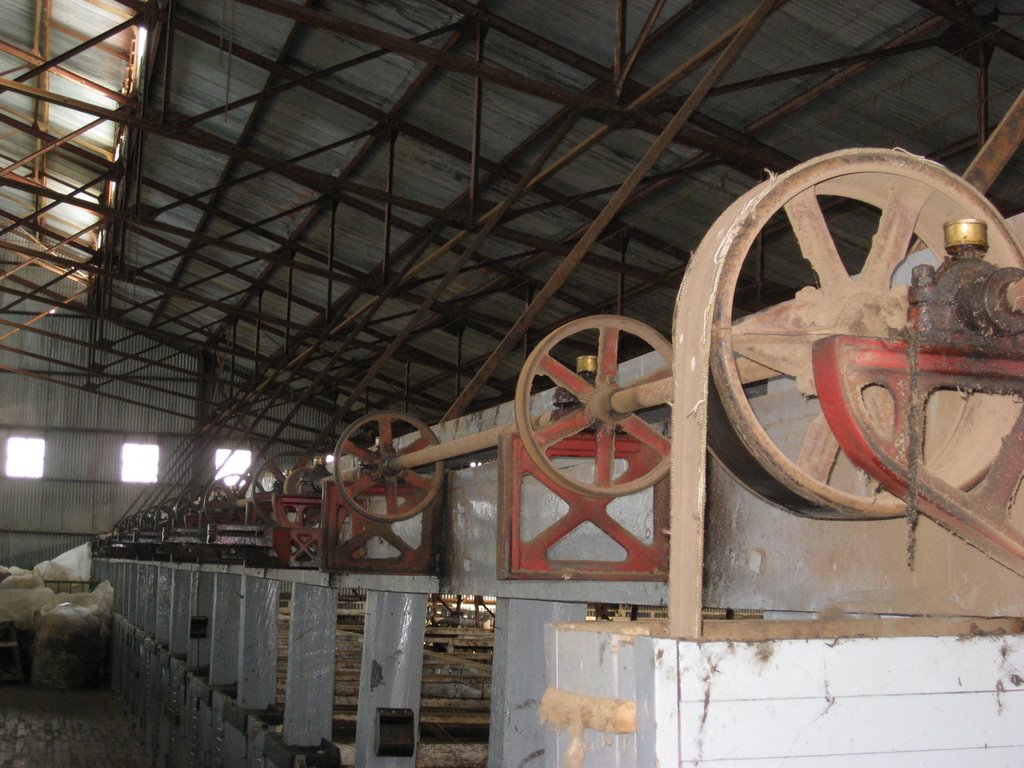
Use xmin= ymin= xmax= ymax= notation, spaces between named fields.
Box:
xmin=489 ymin=598 xmax=586 ymax=768
xmin=284 ymin=583 xmax=337 ymax=747
xmin=354 ymin=591 xmax=428 ymax=766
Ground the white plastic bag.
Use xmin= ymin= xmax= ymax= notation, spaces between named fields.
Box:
xmin=0 ymin=587 xmax=58 ymax=630
xmin=31 ymin=602 xmax=107 ymax=688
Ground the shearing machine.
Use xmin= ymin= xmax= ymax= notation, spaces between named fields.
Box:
xmin=93 ymin=148 xmax=1024 ymax=767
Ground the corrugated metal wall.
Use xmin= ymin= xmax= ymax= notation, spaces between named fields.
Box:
xmin=0 ymin=295 xmax=337 ymax=568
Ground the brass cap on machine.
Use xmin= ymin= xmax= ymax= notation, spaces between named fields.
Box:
xmin=576 ymin=355 xmax=598 ymax=374
xmin=943 ymin=218 xmax=988 ymax=255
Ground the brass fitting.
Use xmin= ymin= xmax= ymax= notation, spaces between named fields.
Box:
xmin=576 ymin=355 xmax=598 ymax=374
xmin=943 ymin=218 xmax=988 ymax=257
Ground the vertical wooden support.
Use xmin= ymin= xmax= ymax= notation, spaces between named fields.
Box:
xmin=283 ymin=583 xmax=337 ymax=747
xmin=113 ymin=562 xmax=125 ymax=615
xmin=355 ymin=591 xmax=428 ymax=766
xmin=143 ymin=564 xmax=157 ymax=634
xmin=488 ymin=598 xmax=587 ymax=768
xmin=155 ymin=565 xmax=172 ymax=646
xmin=190 ymin=571 xmax=215 ymax=671
xmin=130 ymin=563 xmax=142 ymax=626
xmin=169 ymin=568 xmax=195 ymax=658
xmin=209 ymin=572 xmax=242 ymax=687
xmin=237 ymin=575 xmax=280 ymax=710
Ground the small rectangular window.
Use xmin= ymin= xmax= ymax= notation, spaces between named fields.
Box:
xmin=215 ymin=448 xmax=251 ymax=487
xmin=122 ymin=443 xmax=159 ymax=483
xmin=5 ymin=437 xmax=45 ymax=478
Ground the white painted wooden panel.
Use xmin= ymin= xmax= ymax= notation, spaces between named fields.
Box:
xmin=547 ymin=626 xmax=1024 ymax=767
xmin=677 ymin=634 xmax=1024 ymax=766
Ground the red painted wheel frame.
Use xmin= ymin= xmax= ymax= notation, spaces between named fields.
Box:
xmin=814 ymin=334 xmax=1024 ymax=574
xmin=332 ymin=411 xmax=442 ymax=522
xmin=515 ymin=315 xmax=672 ymax=499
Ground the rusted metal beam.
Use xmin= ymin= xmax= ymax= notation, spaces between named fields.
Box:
xmin=232 ymin=0 xmax=615 ymax=112
xmin=178 ymin=22 xmax=474 ymax=401
xmin=705 ymin=34 xmax=953 ymax=99
xmin=0 ymin=76 xmax=466 ymax=221
xmin=301 ymin=115 xmax=581 ymax=448
xmin=0 ymin=117 xmax=108 ymax=178
xmin=963 ymin=88 xmax=1024 ymax=193
xmin=173 ymin=21 xmax=462 ymax=128
xmin=0 ymin=39 xmax=132 ymax=106
xmin=909 ymin=0 xmax=1024 ymax=63
xmin=614 ymin=0 xmax=627 ymax=99
xmin=746 ymin=14 xmax=950 ymax=133
xmin=444 ymin=0 xmax=779 ymax=421
xmin=1 ymin=15 xmax=138 ymax=91
xmin=147 ymin=2 xmax=317 ymax=329
xmin=618 ymin=0 xmax=667 ymax=90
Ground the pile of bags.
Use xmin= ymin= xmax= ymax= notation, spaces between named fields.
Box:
xmin=0 ymin=545 xmax=113 ymax=688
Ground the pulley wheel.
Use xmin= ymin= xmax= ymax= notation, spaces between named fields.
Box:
xmin=705 ymin=148 xmax=1024 ymax=519
xmin=332 ymin=411 xmax=442 ymax=522
xmin=515 ymin=315 xmax=672 ymax=498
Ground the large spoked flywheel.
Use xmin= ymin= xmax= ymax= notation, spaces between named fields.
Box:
xmin=705 ymin=148 xmax=1024 ymax=520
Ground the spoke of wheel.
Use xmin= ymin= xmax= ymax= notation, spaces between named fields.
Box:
xmin=729 ymin=300 xmax=818 ymax=379
xmin=619 ymin=413 xmax=671 ymax=455
xmin=385 ymin=483 xmax=398 ymax=518
xmin=347 ymin=473 xmax=376 ymax=498
xmin=534 ymin=408 xmax=592 ymax=448
xmin=594 ymin=425 xmax=615 ymax=486
xmin=623 ymin=364 xmax=673 ymax=391
xmin=785 ymin=188 xmax=851 ymax=295
xmin=342 ymin=439 xmax=374 ymax=462
xmin=401 ymin=470 xmax=433 ymax=491
xmin=796 ymin=413 xmax=840 ymax=483
xmin=403 ymin=435 xmax=433 ymax=455
xmin=974 ymin=409 xmax=1024 ymax=504
xmin=539 ymin=354 xmax=594 ymax=399
xmin=859 ymin=184 xmax=930 ymax=289
xmin=597 ymin=326 xmax=620 ymax=385
xmin=379 ymin=417 xmax=393 ymax=452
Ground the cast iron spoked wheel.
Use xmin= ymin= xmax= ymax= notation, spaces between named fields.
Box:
xmin=515 ymin=315 xmax=673 ymax=499
xmin=248 ymin=458 xmax=286 ymax=497
xmin=706 ymin=148 xmax=1024 ymax=519
xmin=201 ymin=479 xmax=245 ymax=524
xmin=332 ymin=411 xmax=443 ymax=523
xmin=140 ymin=505 xmax=173 ymax=532
xmin=171 ymin=490 xmax=202 ymax=528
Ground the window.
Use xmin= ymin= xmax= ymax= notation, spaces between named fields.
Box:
xmin=214 ymin=448 xmax=251 ymax=487
xmin=5 ymin=437 xmax=45 ymax=478
xmin=122 ymin=443 xmax=159 ymax=483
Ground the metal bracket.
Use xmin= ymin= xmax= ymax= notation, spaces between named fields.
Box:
xmin=814 ymin=334 xmax=1024 ymax=575
xmin=320 ymin=480 xmax=437 ymax=575
xmin=498 ymin=432 xmax=669 ymax=580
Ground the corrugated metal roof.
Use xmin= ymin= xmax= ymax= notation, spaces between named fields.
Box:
xmin=1 ymin=0 xmax=1024 ymax=473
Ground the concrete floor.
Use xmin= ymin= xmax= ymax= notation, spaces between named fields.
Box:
xmin=0 ymin=685 xmax=150 ymax=768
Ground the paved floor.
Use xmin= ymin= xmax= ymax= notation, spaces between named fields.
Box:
xmin=0 ymin=685 xmax=150 ymax=768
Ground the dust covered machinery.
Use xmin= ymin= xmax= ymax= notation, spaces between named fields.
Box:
xmin=96 ymin=146 xmax=1024 ymax=624
xmin=93 ymin=455 xmax=331 ymax=568
xmin=93 ymin=148 xmax=1024 ymax=767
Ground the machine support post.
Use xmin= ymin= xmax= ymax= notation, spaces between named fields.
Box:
xmin=169 ymin=567 xmax=194 ymax=658
xmin=283 ymin=582 xmax=337 ymax=747
xmin=355 ymin=591 xmax=428 ymax=766
xmin=488 ymin=598 xmax=587 ymax=768
xmin=237 ymin=574 xmax=280 ymax=710
xmin=190 ymin=571 xmax=215 ymax=672
xmin=209 ymin=572 xmax=242 ymax=686
xmin=155 ymin=565 xmax=172 ymax=646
